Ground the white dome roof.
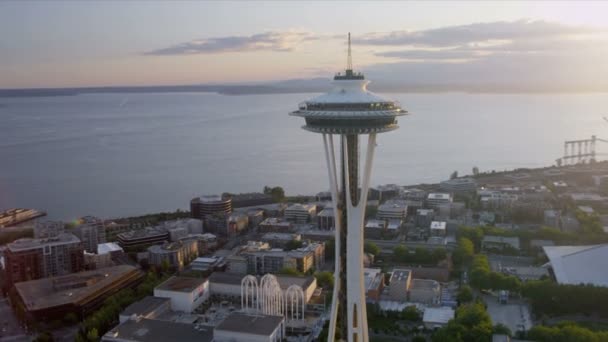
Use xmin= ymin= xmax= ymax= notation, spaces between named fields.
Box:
xmin=306 ymin=79 xmax=394 ymax=104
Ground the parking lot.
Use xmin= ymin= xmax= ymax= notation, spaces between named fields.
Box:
xmin=483 ymin=294 xmax=532 ymax=334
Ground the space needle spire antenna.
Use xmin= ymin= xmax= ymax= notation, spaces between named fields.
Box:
xmin=347 ymin=32 xmax=353 ymax=72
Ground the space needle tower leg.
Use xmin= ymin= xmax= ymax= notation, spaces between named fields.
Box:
xmin=343 ymin=133 xmax=376 ymax=342
xmin=323 ymin=133 xmax=343 ymax=342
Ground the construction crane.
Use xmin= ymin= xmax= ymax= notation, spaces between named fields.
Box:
xmin=558 ymin=135 xmax=608 ymax=166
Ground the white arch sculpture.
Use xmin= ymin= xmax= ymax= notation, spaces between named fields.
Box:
xmin=241 ymin=275 xmax=259 ymax=313
xmin=285 ymin=285 xmax=306 ymax=322
xmin=260 ymin=274 xmax=284 ymax=316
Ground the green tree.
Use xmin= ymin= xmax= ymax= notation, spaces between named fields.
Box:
xmin=457 ymin=227 xmax=484 ymax=252
xmin=457 ymin=285 xmax=474 ymax=304
xmin=278 ymin=267 xmax=302 ymax=276
xmin=493 ymin=323 xmax=512 ymax=337
xmin=285 ymin=239 xmax=303 ymax=251
xmin=314 ymin=271 xmax=334 ymax=289
xmin=263 ymin=186 xmax=285 ymax=202
xmin=393 ymin=245 xmax=407 ymax=260
xmin=453 ymin=237 xmax=474 ymax=267
xmin=364 ymin=241 xmax=380 ymax=256
xmin=86 ymin=328 xmax=99 ymax=342
xmin=401 ymin=305 xmax=421 ymax=321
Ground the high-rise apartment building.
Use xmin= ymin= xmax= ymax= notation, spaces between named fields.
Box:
xmin=4 ymin=233 xmax=84 ymax=288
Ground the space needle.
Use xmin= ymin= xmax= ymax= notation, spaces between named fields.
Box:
xmin=290 ymin=33 xmax=407 ymax=342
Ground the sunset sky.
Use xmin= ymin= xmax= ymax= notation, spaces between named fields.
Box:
xmin=1 ymin=1 xmax=607 ymax=88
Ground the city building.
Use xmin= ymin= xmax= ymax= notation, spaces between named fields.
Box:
xmin=153 ymin=276 xmax=209 ymax=313
xmin=544 ymin=209 xmax=561 ymax=228
xmin=284 ymin=204 xmax=317 ymax=224
xmin=364 ymin=219 xmax=385 ymax=239
xmin=482 ymin=236 xmax=521 ymax=252
xmin=316 ymin=191 xmax=332 ymax=202
xmin=259 ymin=218 xmax=292 ymax=233
xmin=409 ymin=279 xmax=441 ymax=304
xmin=369 ymin=184 xmax=402 ymax=202
xmin=5 ymin=233 xmax=84 ymax=288
xmin=14 ymin=265 xmax=143 ymax=321
xmin=214 ymin=312 xmax=285 ymax=342
xmin=543 ymin=244 xmax=608 ymax=287
xmin=243 ymin=209 xmax=265 ymax=229
xmin=102 ymin=318 xmax=213 ymax=342
xmin=423 ymin=307 xmax=455 ymax=329
xmin=317 ymin=206 xmax=335 ymax=230
xmin=416 ymin=209 xmax=435 ymax=228
xmin=377 ymin=200 xmax=408 ymax=221
xmin=364 ymin=268 xmax=384 ymax=301
xmin=148 ymin=240 xmax=199 ymax=270
xmin=73 ymin=216 xmax=106 ymax=253
xmin=426 ymin=193 xmax=453 ymax=209
xmin=33 ymin=221 xmax=64 ymax=239
xmin=290 ymin=34 xmax=407 ymax=342
xmin=117 ymin=227 xmax=169 ymax=250
xmin=118 ymin=296 xmax=170 ymax=324
xmin=104 ymin=221 xmax=145 ymax=242
xmin=439 ymin=178 xmax=477 ymax=193
xmin=260 ymin=233 xmax=302 ymax=249
xmin=429 ymin=221 xmax=447 ymax=237
xmin=228 ymin=192 xmax=274 ymax=208
xmin=478 ymin=190 xmax=519 ymax=210
xmin=244 ymin=250 xmax=302 ymax=274
xmin=189 ymin=256 xmax=225 ymax=272
xmin=190 ymin=195 xmax=232 ymax=221
xmin=388 ymin=269 xmax=412 ymax=302
xmin=184 ymin=233 xmax=218 ymax=254
xmin=84 ymin=251 xmax=113 ymax=270
xmin=227 ymin=213 xmax=249 ymax=237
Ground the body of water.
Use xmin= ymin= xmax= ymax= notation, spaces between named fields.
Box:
xmin=1 ymin=92 xmax=606 ymax=220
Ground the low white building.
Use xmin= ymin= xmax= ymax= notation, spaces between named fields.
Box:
xmin=377 ymin=200 xmax=408 ymax=221
xmin=409 ymin=279 xmax=441 ymax=305
xmin=427 ymin=193 xmax=452 ymax=209
xmin=440 ymin=178 xmax=477 ymax=193
xmin=214 ymin=313 xmax=285 ymax=342
xmin=153 ymin=276 xmax=209 ymax=313
xmin=388 ymin=269 xmax=412 ymax=301
xmin=423 ymin=307 xmax=455 ymax=329
xmin=284 ymin=204 xmax=316 ymax=224
xmin=429 ymin=221 xmax=447 ymax=237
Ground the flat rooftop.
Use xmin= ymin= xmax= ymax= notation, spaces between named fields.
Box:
xmin=427 ymin=193 xmax=451 ymax=200
xmin=121 ymin=296 xmax=170 ymax=317
xmin=155 ymin=276 xmax=207 ymax=293
xmin=104 ymin=318 xmax=213 ymax=342
xmin=391 ymin=269 xmax=411 ymax=282
xmin=411 ymin=278 xmax=440 ymax=290
xmin=364 ymin=268 xmax=383 ymax=291
xmin=215 ymin=312 xmax=283 ymax=336
xmin=430 ymin=221 xmax=447 ymax=230
xmin=15 ymin=265 xmax=141 ymax=312
xmin=8 ymin=233 xmax=81 ymax=251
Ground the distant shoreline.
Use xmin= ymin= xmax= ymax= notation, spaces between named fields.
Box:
xmin=2 ymin=84 xmax=608 ymax=98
